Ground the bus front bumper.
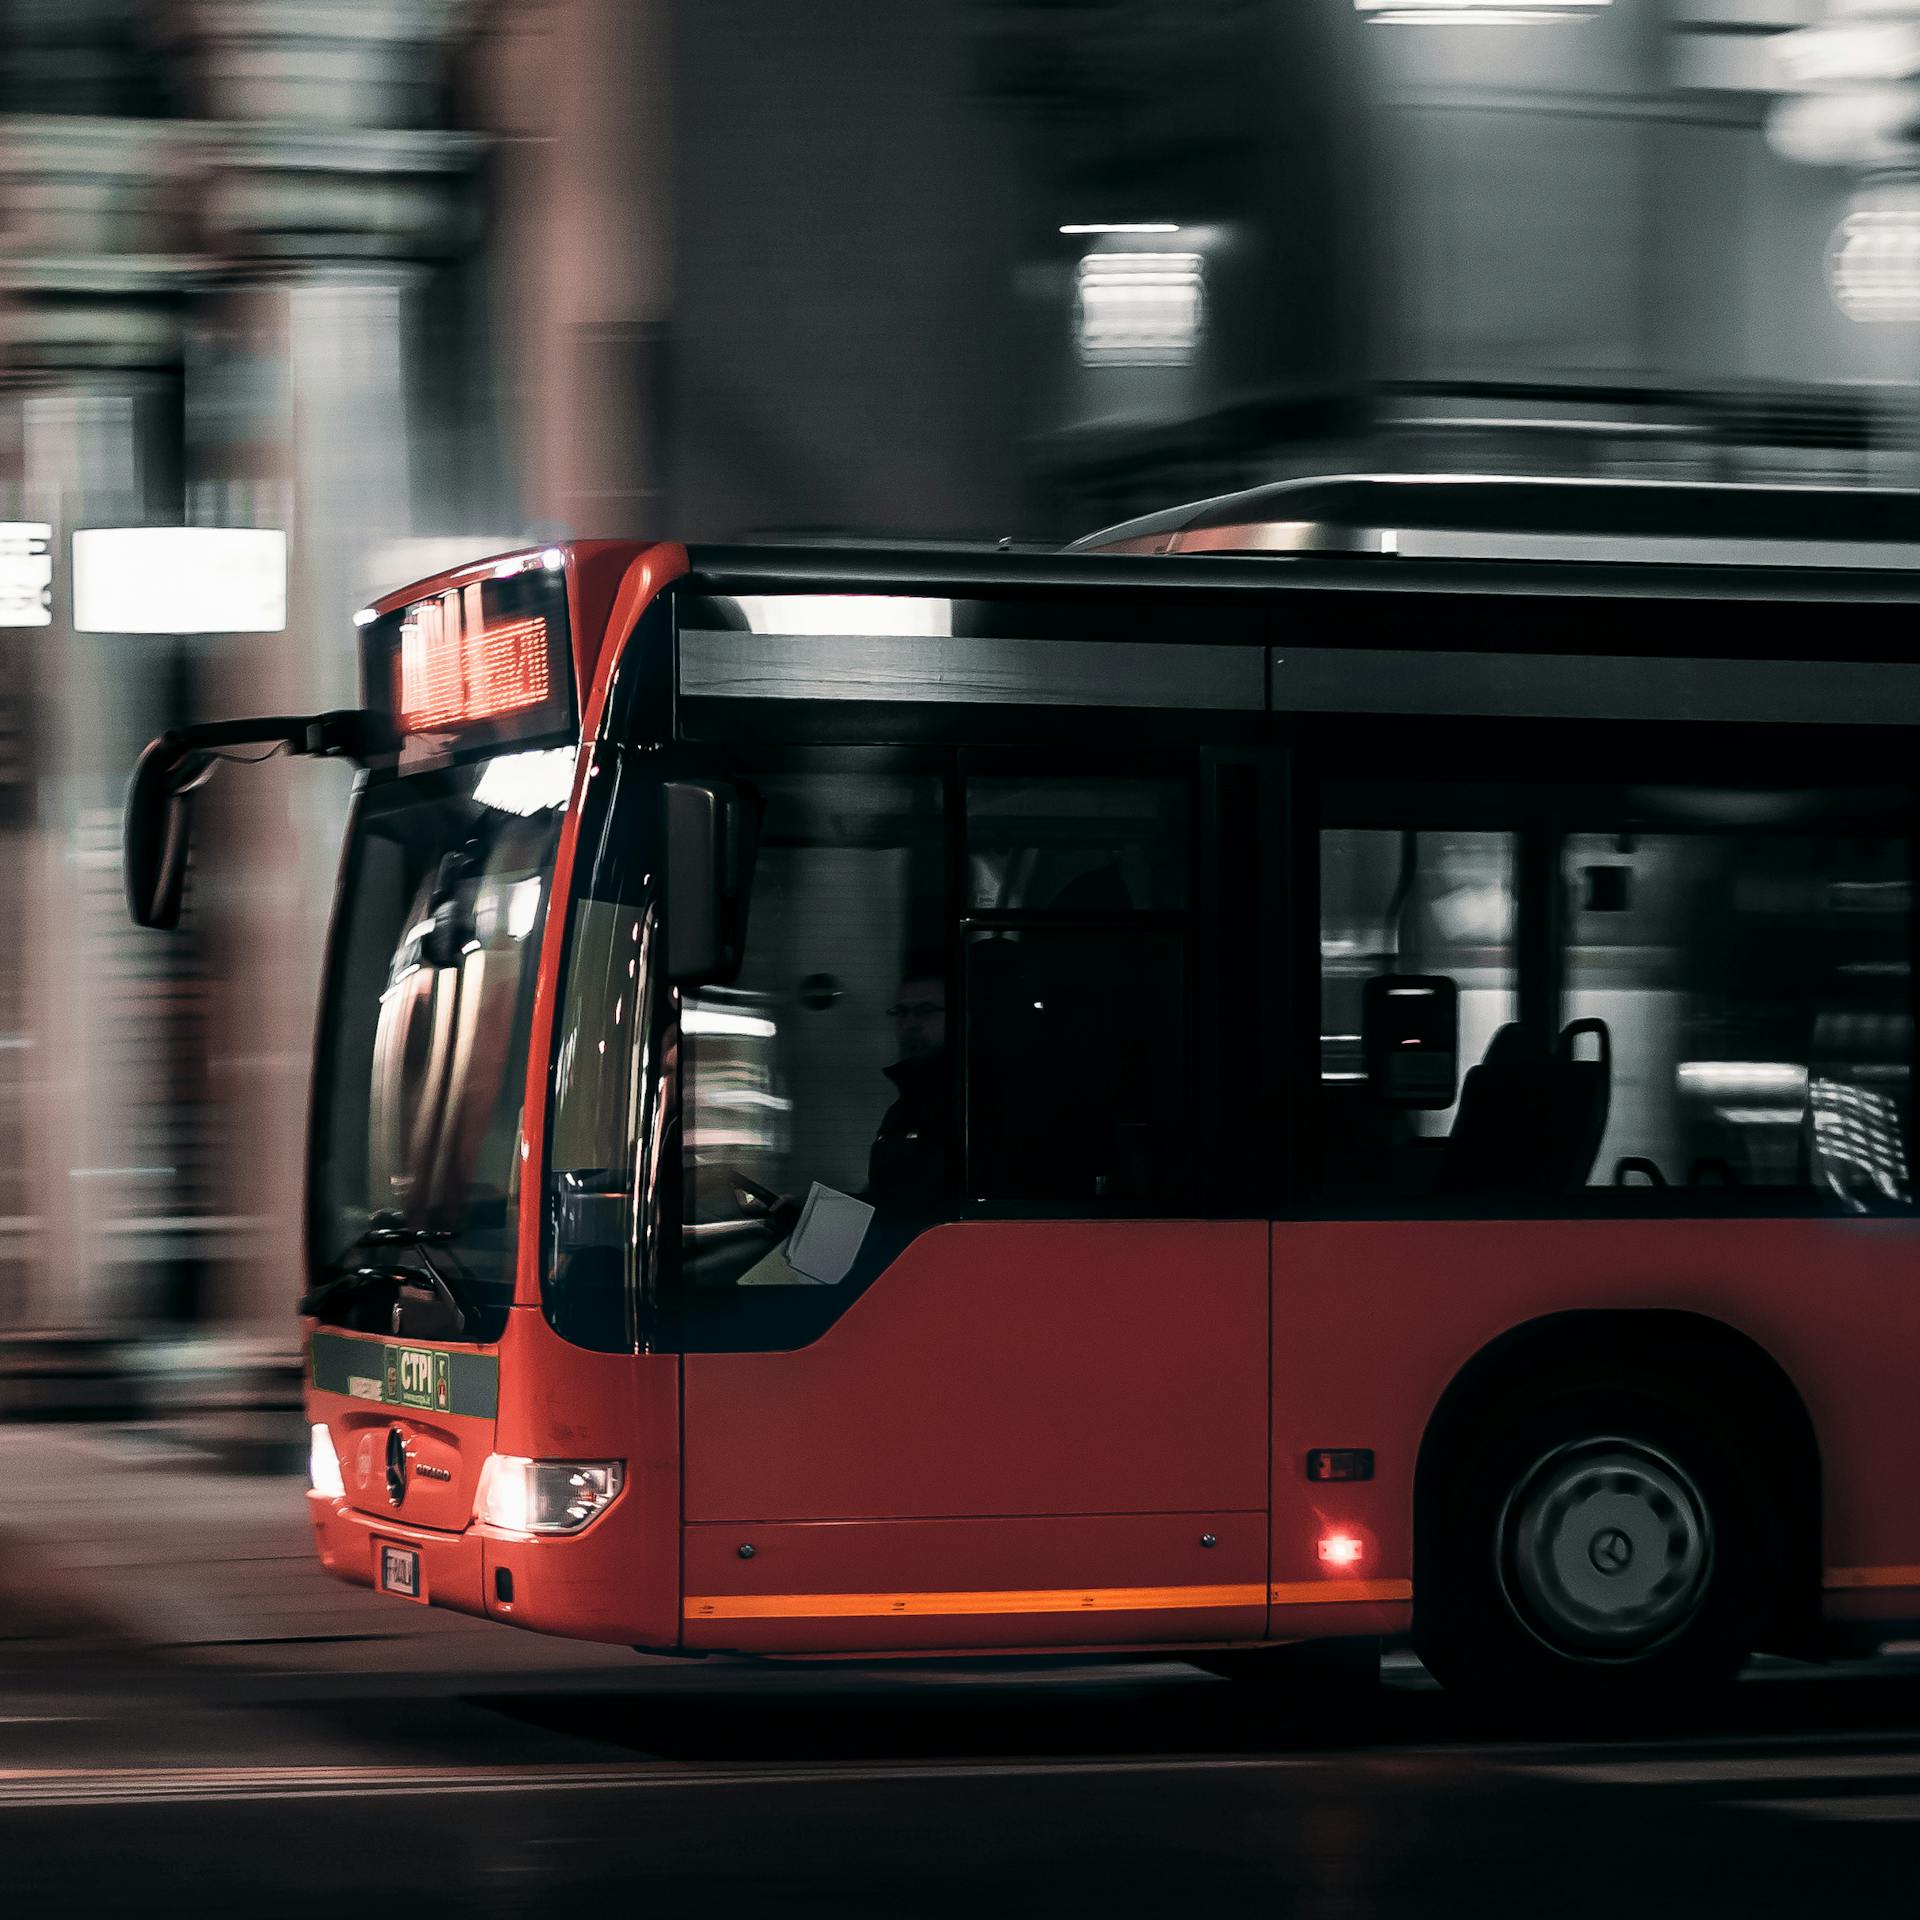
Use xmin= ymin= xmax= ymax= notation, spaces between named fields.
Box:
xmin=306 ymin=1489 xmax=665 ymax=1646
xmin=307 ymin=1490 xmax=489 ymax=1621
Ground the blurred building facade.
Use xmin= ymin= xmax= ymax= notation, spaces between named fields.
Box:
xmin=0 ymin=0 xmax=1909 ymax=1381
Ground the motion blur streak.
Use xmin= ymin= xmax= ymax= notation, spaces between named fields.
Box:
xmin=0 ymin=0 xmax=1917 ymax=1412
xmin=7 ymin=5 xmax=1920 ymax=1915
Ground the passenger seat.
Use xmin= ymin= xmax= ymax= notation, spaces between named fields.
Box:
xmin=1544 ymin=1017 xmax=1612 ymax=1190
xmin=1437 ymin=1023 xmax=1539 ymax=1197
xmin=1439 ymin=1017 xmax=1612 ymax=1197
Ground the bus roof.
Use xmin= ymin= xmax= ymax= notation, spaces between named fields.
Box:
xmin=1066 ymin=473 xmax=1920 ymax=571
xmin=679 ymin=534 xmax=1920 ymax=616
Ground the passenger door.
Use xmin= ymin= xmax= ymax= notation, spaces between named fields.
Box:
xmin=678 ymin=754 xmax=1270 ymax=1651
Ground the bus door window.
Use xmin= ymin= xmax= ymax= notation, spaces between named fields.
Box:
xmin=547 ymin=797 xmax=659 ymax=1353
xmin=963 ymin=772 xmax=1194 ymax=1207
xmin=1562 ymin=803 xmax=1912 ymax=1207
xmin=680 ymin=772 xmax=947 ymax=1290
xmin=1319 ymin=821 xmax=1517 ymax=1203
xmin=966 ymin=776 xmax=1188 ymax=912
xmin=965 ymin=928 xmax=1187 ymax=1204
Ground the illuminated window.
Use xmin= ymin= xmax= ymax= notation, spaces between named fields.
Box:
xmin=1830 ymin=206 xmax=1920 ymax=323
xmin=1075 ymin=251 xmax=1206 ymax=368
xmin=1316 ymin=781 xmax=1912 ymax=1214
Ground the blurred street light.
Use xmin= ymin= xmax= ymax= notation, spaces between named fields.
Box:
xmin=71 ymin=529 xmax=288 ymax=636
xmin=0 ymin=527 xmax=53 ymax=629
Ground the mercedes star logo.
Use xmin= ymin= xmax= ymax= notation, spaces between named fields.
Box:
xmin=385 ymin=1426 xmax=408 ymax=1508
xmin=1588 ymin=1526 xmax=1633 ymax=1576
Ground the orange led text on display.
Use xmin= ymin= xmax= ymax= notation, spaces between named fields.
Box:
xmin=396 ymin=582 xmax=552 ymax=732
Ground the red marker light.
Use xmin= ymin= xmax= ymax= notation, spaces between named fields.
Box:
xmin=1318 ymin=1534 xmax=1364 ymax=1568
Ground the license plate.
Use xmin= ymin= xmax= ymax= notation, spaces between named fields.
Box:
xmin=378 ymin=1544 xmax=422 ymax=1601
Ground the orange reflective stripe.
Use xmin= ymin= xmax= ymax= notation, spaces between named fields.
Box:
xmin=685 ymin=1583 xmax=1265 ymax=1621
xmin=684 ymin=1578 xmax=1417 ymax=1621
xmin=1271 ymin=1579 xmax=1412 ymax=1605
xmin=1824 ymin=1565 xmax=1920 ymax=1590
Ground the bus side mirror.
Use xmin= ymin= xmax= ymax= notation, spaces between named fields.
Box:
xmin=125 ymin=710 xmax=379 ymax=929
xmin=665 ymin=779 xmax=759 ymax=985
xmin=125 ymin=735 xmax=216 ymax=930
xmin=1363 ymin=974 xmax=1459 ymax=1108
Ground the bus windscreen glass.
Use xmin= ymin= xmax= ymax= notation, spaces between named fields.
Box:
xmin=308 ymin=754 xmax=571 ymax=1341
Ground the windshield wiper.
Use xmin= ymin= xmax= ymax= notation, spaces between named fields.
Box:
xmin=301 ymin=1211 xmax=481 ymax=1335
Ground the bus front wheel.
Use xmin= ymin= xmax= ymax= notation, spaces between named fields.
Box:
xmin=1418 ymin=1389 xmax=1749 ymax=1713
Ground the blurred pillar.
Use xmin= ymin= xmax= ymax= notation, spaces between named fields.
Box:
xmin=0 ymin=114 xmax=191 ymax=1333
xmin=479 ymin=0 xmax=673 ymax=536
xmin=174 ymin=0 xmax=484 ymax=1338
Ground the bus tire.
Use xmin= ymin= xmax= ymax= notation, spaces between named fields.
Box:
xmin=1417 ymin=1385 xmax=1749 ymax=1713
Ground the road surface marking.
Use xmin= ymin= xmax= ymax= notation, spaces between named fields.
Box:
xmin=0 ymin=1755 xmax=1318 ymax=1810
xmin=1748 ymin=1794 xmax=1920 ymax=1824
xmin=1523 ymin=1754 xmax=1920 ymax=1786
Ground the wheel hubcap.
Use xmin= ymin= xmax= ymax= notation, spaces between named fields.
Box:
xmin=1501 ymin=1438 xmax=1713 ymax=1658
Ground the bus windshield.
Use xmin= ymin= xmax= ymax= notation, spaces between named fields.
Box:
xmin=308 ymin=747 xmax=574 ymax=1341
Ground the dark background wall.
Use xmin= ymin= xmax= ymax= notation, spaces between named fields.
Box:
xmin=670 ymin=0 xmax=1021 ymax=540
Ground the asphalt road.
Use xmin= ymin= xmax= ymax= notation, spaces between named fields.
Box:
xmin=2 ymin=1623 xmax=1916 ymax=1919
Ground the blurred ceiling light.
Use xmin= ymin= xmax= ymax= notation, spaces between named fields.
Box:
xmin=1354 ymin=0 xmax=1611 ymax=18
xmin=728 ymin=594 xmax=953 ymax=637
xmin=1772 ymin=20 xmax=1920 ymax=91
xmin=1829 ymin=181 xmax=1920 ymax=322
xmin=1076 ymin=252 xmax=1206 ymax=368
xmin=1768 ymin=84 xmax=1920 ymax=170
xmin=0 ymin=524 xmax=53 ymax=629
xmin=72 ymin=527 xmax=287 ymax=634
xmin=1059 ymin=223 xmax=1180 ymax=235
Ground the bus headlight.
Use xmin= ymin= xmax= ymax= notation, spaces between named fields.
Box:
xmin=309 ymin=1423 xmax=345 ymax=1500
xmin=476 ymin=1455 xmax=624 ymax=1535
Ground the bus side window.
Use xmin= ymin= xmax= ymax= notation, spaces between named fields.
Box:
xmin=963 ymin=772 xmax=1193 ymax=1207
xmin=1319 ymin=823 xmax=1518 ymax=1203
xmin=1563 ymin=817 xmax=1912 ymax=1208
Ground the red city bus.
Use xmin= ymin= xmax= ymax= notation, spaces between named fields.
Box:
xmin=124 ymin=491 xmax=1920 ymax=1703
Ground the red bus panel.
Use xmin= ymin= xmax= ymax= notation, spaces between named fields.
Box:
xmin=682 ymin=1220 xmax=1268 ymax=1651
